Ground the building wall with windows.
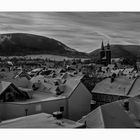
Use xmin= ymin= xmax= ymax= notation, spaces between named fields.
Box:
xmin=0 ymin=99 xmax=67 ymax=121
xmin=92 ymin=92 xmax=128 ymax=108
xmin=0 ymin=81 xmax=92 ymax=121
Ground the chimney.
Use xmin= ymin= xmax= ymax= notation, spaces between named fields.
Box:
xmin=53 ymin=111 xmax=63 ymax=119
xmin=123 ymin=100 xmax=129 ymax=111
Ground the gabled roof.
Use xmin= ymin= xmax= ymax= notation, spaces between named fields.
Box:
xmin=79 ymin=100 xmax=137 ymax=128
xmin=0 ymin=81 xmax=30 ymax=100
xmin=0 ymin=81 xmax=11 ymax=95
xmin=30 ymin=75 xmax=83 ymax=97
xmin=11 ymin=76 xmax=84 ymax=104
xmin=92 ymin=76 xmax=134 ymax=96
xmin=79 ymin=106 xmax=104 ymax=128
xmin=15 ymin=71 xmax=31 ymax=80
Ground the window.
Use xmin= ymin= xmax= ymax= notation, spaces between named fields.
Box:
xmin=60 ymin=106 xmax=64 ymax=112
xmin=36 ymin=104 xmax=42 ymax=112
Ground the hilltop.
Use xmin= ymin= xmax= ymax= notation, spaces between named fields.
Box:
xmin=1 ymin=33 xmax=140 ymax=61
xmin=0 ymin=33 xmax=87 ymax=58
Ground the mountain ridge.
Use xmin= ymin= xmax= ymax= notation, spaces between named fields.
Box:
xmin=0 ymin=33 xmax=88 ymax=58
xmin=1 ymin=33 xmax=140 ymax=60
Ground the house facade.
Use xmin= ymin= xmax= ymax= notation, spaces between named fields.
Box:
xmin=0 ymin=78 xmax=92 ymax=121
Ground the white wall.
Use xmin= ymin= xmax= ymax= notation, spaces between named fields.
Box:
xmin=68 ymin=82 xmax=92 ymax=121
xmin=0 ymin=103 xmax=26 ymax=120
xmin=0 ymin=99 xmax=67 ymax=121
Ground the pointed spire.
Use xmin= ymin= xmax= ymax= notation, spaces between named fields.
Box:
xmin=107 ymin=41 xmax=110 ymax=50
xmin=101 ymin=40 xmax=104 ymax=50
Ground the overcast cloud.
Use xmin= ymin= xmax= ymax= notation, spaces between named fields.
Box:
xmin=0 ymin=12 xmax=140 ymax=52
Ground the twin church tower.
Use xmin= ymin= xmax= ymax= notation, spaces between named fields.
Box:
xmin=100 ymin=41 xmax=111 ymax=65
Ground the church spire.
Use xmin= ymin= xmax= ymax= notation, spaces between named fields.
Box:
xmin=101 ymin=40 xmax=104 ymax=50
xmin=107 ymin=41 xmax=110 ymax=50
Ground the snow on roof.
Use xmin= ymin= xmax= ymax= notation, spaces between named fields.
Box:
xmin=17 ymin=66 xmax=22 ymax=70
xmin=12 ymin=75 xmax=83 ymax=104
xmin=78 ymin=106 xmax=104 ymax=128
xmin=102 ymin=56 xmax=107 ymax=60
xmin=0 ymin=81 xmax=11 ymax=95
xmin=111 ymin=69 xmax=121 ymax=75
xmin=62 ymin=76 xmax=82 ymax=97
xmin=0 ymin=113 xmax=84 ymax=128
xmin=14 ymin=71 xmax=31 ymax=80
xmin=31 ymin=68 xmax=43 ymax=72
xmin=107 ymin=64 xmax=115 ymax=67
xmin=7 ymin=61 xmax=13 ymax=66
xmin=79 ymin=100 xmax=137 ymax=128
xmin=92 ymin=76 xmax=134 ymax=96
xmin=127 ymin=77 xmax=140 ymax=97
xmin=123 ymin=68 xmax=134 ymax=75
xmin=101 ymin=101 xmax=136 ymax=128
xmin=30 ymin=75 xmax=44 ymax=83
xmin=61 ymin=73 xmax=70 ymax=80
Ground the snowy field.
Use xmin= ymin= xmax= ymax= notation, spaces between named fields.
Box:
xmin=0 ymin=54 xmax=89 ymax=61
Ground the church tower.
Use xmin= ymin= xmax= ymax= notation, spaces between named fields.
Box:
xmin=100 ymin=41 xmax=105 ymax=60
xmin=106 ymin=42 xmax=111 ymax=64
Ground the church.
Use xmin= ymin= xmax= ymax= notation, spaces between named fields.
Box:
xmin=100 ymin=41 xmax=111 ymax=65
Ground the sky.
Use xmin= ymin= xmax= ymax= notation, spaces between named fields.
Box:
xmin=0 ymin=12 xmax=140 ymax=53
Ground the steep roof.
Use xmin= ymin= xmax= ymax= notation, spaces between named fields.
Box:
xmin=0 ymin=81 xmax=30 ymax=100
xmin=79 ymin=100 xmax=137 ymax=128
xmin=78 ymin=106 xmax=104 ymax=128
xmin=62 ymin=76 xmax=82 ymax=98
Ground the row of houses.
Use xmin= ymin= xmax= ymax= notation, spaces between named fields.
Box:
xmin=0 ymin=58 xmax=140 ymax=128
xmin=2 ymin=71 xmax=140 ymax=128
xmin=2 ymin=77 xmax=140 ymax=128
xmin=91 ymin=64 xmax=140 ymax=109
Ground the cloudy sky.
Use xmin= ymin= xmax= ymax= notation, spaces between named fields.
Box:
xmin=0 ymin=12 xmax=140 ymax=52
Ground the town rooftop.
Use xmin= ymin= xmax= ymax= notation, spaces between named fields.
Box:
xmin=78 ymin=100 xmax=138 ymax=128
xmin=0 ymin=113 xmax=84 ymax=128
xmin=92 ymin=76 xmax=134 ymax=96
xmin=9 ymin=76 xmax=83 ymax=104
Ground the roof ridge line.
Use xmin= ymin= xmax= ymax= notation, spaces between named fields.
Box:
xmin=100 ymin=106 xmax=105 ymax=128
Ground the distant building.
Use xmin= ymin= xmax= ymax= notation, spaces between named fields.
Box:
xmin=0 ymin=113 xmax=85 ymax=128
xmin=136 ymin=60 xmax=140 ymax=72
xmin=100 ymin=41 xmax=111 ymax=66
xmin=0 ymin=62 xmax=11 ymax=72
xmin=13 ymin=71 xmax=32 ymax=88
